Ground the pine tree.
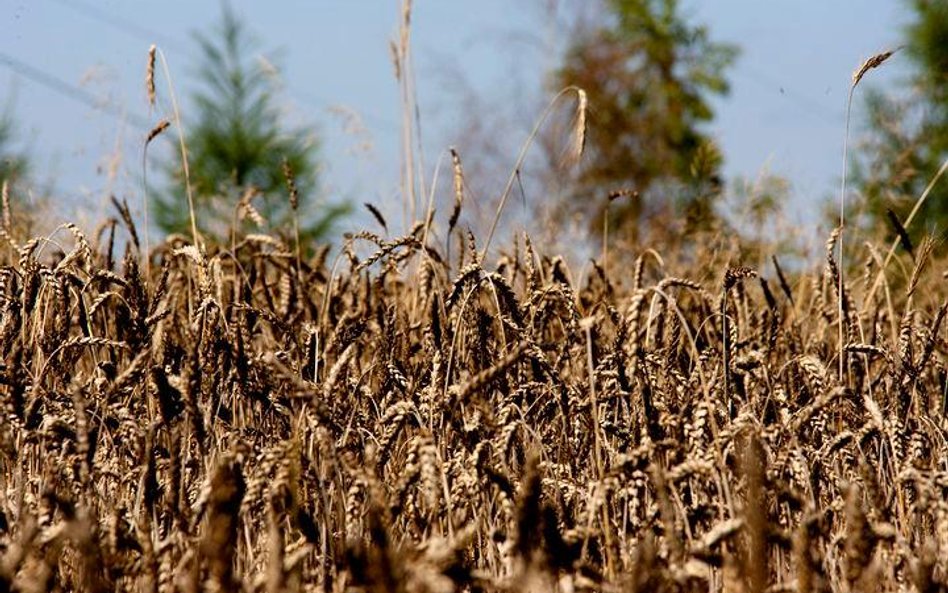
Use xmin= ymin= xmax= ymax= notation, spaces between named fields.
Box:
xmin=154 ymin=5 xmax=347 ymax=245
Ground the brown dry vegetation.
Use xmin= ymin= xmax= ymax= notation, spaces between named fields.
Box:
xmin=0 ymin=188 xmax=947 ymax=593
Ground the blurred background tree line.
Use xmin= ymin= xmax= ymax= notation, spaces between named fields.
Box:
xmin=851 ymin=0 xmax=948 ymax=245
xmin=0 ymin=0 xmax=945 ymax=252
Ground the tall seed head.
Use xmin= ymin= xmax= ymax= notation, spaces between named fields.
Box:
xmin=146 ymin=44 xmax=157 ymax=106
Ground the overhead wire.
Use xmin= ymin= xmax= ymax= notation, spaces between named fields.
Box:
xmin=46 ymin=0 xmax=399 ymax=133
xmin=0 ymin=50 xmax=151 ymax=130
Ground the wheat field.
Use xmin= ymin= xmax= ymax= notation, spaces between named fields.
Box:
xmin=0 ymin=184 xmax=945 ymax=593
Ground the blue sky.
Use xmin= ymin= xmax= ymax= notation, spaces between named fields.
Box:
xmin=1 ymin=1 xmax=908 ymax=235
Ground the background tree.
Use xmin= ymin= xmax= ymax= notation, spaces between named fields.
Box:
xmin=0 ymin=99 xmax=45 ymax=237
xmin=155 ymin=4 xmax=348 ymax=245
xmin=851 ymin=0 xmax=948 ymax=243
xmin=0 ymin=102 xmax=29 ymax=193
xmin=553 ymin=0 xmax=737 ymax=241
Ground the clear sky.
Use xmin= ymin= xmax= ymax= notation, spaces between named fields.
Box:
xmin=1 ymin=1 xmax=909 ymax=235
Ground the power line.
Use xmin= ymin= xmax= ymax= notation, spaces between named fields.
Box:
xmin=49 ymin=0 xmax=399 ymax=133
xmin=47 ymin=0 xmax=185 ymax=52
xmin=0 ymin=50 xmax=151 ymax=130
xmin=738 ymin=62 xmax=841 ymax=124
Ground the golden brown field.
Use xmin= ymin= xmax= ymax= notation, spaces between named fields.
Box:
xmin=0 ymin=191 xmax=946 ymax=593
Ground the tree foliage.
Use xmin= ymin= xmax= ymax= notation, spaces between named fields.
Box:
xmin=155 ymin=5 xmax=347 ymax=244
xmin=852 ymin=0 xmax=948 ymax=242
xmin=0 ymin=99 xmax=44 ymax=237
xmin=554 ymin=0 xmax=737 ymax=240
xmin=0 ymin=103 xmax=29 ymax=191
